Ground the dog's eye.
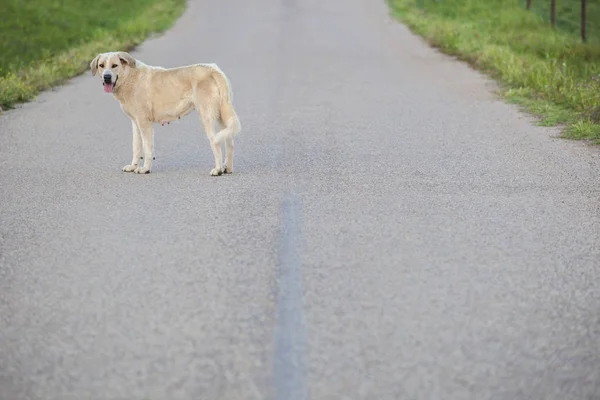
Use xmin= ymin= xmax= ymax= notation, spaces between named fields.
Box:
xmin=112 ymin=64 xmax=118 ymax=68
xmin=99 ymin=64 xmax=104 ymax=68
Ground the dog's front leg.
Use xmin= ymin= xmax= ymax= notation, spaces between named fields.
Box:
xmin=123 ymin=120 xmax=142 ymax=172
xmin=134 ymin=122 xmax=154 ymax=174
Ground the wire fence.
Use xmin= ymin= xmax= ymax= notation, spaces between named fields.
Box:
xmin=525 ymin=0 xmax=593 ymax=43
xmin=414 ymin=0 xmax=597 ymax=44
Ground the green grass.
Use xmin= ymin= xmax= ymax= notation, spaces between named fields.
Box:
xmin=0 ymin=0 xmax=186 ymax=111
xmin=388 ymin=0 xmax=600 ymax=143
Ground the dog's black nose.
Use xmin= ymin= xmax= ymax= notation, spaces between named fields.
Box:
xmin=103 ymin=74 xmax=112 ymax=83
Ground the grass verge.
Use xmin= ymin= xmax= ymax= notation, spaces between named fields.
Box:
xmin=0 ymin=0 xmax=186 ymax=111
xmin=387 ymin=0 xmax=600 ymax=143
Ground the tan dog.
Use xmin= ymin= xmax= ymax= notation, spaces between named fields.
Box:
xmin=90 ymin=51 xmax=241 ymax=175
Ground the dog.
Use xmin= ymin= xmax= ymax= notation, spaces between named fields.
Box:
xmin=90 ymin=51 xmax=241 ymax=175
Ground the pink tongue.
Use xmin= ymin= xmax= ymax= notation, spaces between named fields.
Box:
xmin=103 ymin=83 xmax=114 ymax=93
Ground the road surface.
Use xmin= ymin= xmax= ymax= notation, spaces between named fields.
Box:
xmin=1 ymin=0 xmax=600 ymax=399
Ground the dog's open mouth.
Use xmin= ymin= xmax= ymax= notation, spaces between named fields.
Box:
xmin=103 ymin=76 xmax=118 ymax=93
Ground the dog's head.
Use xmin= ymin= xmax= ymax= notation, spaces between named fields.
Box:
xmin=90 ymin=52 xmax=136 ymax=93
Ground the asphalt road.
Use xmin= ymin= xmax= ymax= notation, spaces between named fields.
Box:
xmin=2 ymin=0 xmax=600 ymax=399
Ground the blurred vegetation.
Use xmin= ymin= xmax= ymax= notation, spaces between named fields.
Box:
xmin=0 ymin=0 xmax=186 ymax=110
xmin=389 ymin=0 xmax=600 ymax=142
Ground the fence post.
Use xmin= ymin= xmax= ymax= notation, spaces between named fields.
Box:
xmin=581 ymin=0 xmax=587 ymax=42
xmin=526 ymin=0 xmax=532 ymax=10
xmin=550 ymin=0 xmax=556 ymax=27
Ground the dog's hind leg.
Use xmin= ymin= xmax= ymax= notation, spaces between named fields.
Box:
xmin=223 ymin=121 xmax=234 ymax=174
xmin=197 ymin=106 xmax=223 ymax=176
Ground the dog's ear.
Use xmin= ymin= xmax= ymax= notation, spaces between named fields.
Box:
xmin=117 ymin=52 xmax=136 ymax=68
xmin=90 ymin=54 xmax=101 ymax=76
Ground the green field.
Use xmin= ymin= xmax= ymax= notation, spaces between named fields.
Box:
xmin=388 ymin=0 xmax=600 ymax=142
xmin=0 ymin=0 xmax=186 ymax=110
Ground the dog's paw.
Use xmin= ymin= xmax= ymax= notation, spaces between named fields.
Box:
xmin=122 ymin=164 xmax=138 ymax=172
xmin=210 ymin=168 xmax=223 ymax=176
xmin=223 ymin=166 xmax=232 ymax=174
xmin=134 ymin=166 xmax=151 ymax=174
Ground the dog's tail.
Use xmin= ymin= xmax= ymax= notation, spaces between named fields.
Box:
xmin=209 ymin=65 xmax=241 ymax=145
